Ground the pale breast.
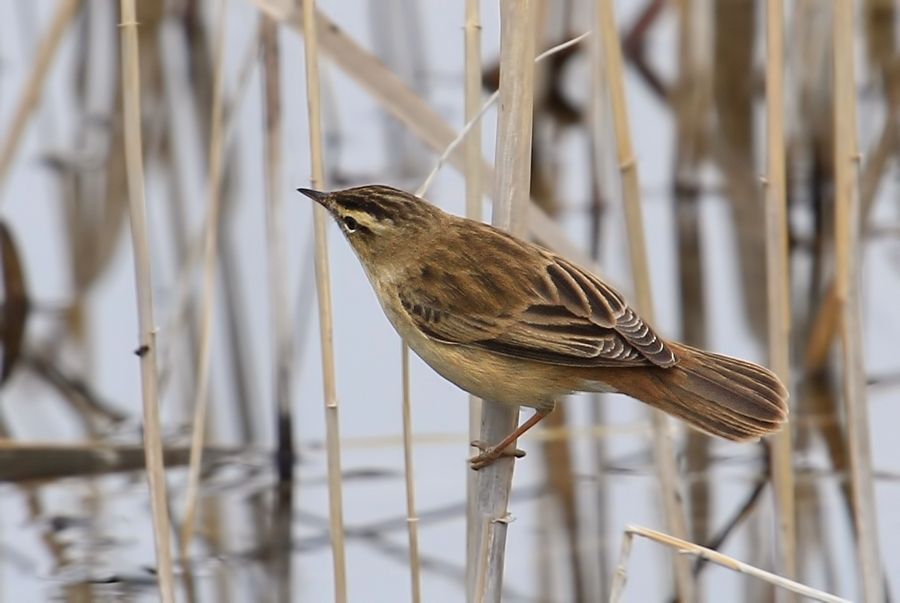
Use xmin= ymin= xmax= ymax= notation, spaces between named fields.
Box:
xmin=373 ymin=281 xmax=570 ymax=408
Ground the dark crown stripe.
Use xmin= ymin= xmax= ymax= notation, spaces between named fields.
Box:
xmin=333 ymin=195 xmax=392 ymax=221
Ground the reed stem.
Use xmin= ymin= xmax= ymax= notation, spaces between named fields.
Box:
xmin=180 ymin=0 xmax=228 ymax=556
xmin=763 ymin=0 xmax=797 ymax=582
xmin=400 ymin=344 xmax=422 ymax=603
xmin=260 ymin=15 xmax=296 ymax=603
xmin=0 ymin=0 xmax=79 ymax=191
xmin=832 ymin=2 xmax=884 ymax=600
xmin=260 ymin=15 xmax=295 ymax=482
xmin=610 ymin=525 xmax=850 ymax=603
xmin=119 ymin=1 xmax=176 ymax=600
xmin=588 ymin=12 xmax=613 ymax=598
xmin=301 ymin=1 xmax=348 ymax=600
xmin=463 ymin=0 xmax=484 ymax=599
xmin=472 ymin=2 xmax=536 ymax=601
xmin=596 ymin=0 xmax=694 ymax=598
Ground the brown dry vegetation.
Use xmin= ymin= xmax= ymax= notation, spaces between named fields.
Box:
xmin=0 ymin=1 xmax=895 ymax=601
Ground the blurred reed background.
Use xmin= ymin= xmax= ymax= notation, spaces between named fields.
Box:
xmin=0 ymin=0 xmax=897 ymax=601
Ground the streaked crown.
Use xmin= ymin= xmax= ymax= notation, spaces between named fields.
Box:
xmin=297 ymin=185 xmax=444 ymax=265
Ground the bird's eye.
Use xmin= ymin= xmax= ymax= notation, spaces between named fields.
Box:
xmin=342 ymin=216 xmax=358 ymax=232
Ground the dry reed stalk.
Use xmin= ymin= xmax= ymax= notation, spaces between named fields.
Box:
xmin=864 ymin=0 xmax=896 ymax=82
xmin=596 ymin=1 xmax=693 ymax=599
xmin=804 ymin=55 xmax=898 ymax=371
xmin=527 ymin=29 xmax=585 ymax=603
xmin=118 ymin=1 xmax=175 ymax=600
xmin=528 ymin=15 xmax=584 ymax=601
xmin=223 ymin=31 xmax=264 ymax=145
xmin=260 ymin=15 xmax=295 ymax=603
xmin=803 ymin=282 xmax=839 ymax=372
xmin=0 ymin=0 xmax=80 ymax=190
xmin=157 ymin=23 xmax=262 ymax=446
xmin=301 ymin=0 xmax=347 ymax=600
xmin=609 ymin=525 xmax=850 ymax=603
xmin=247 ymin=0 xmax=592 ymax=268
xmin=159 ymin=70 xmax=201 ymax=400
xmin=374 ymin=24 xmax=430 ymax=583
xmin=367 ymin=0 xmax=429 ymax=177
xmin=832 ymin=3 xmax=885 ymax=600
xmin=0 ymin=442 xmax=232 ymax=481
xmin=203 ymin=128 xmax=249 ymax=603
xmin=400 ymin=344 xmax=423 ymax=603
xmin=211 ymin=70 xmax=262 ymax=603
xmin=463 ymin=0 xmax=483 ymax=220
xmin=215 ymin=50 xmax=266 ymax=453
xmin=793 ymin=374 xmax=847 ymax=591
xmin=180 ymin=0 xmax=228 ymax=557
xmin=463 ymin=1 xmax=484 ymax=599
xmin=588 ymin=13 xmax=612 ymax=598
xmin=671 ymin=0 xmax=709 ymax=352
xmin=671 ymin=0 xmax=712 ymax=560
xmin=541 ymin=410 xmax=581 ymax=599
xmin=63 ymin=1 xmax=131 ymax=317
xmin=472 ymin=2 xmax=536 ymax=601
xmin=260 ymin=13 xmax=294 ymax=483
xmin=763 ymin=0 xmax=797 ymax=582
xmin=416 ymin=32 xmax=589 ymax=200
xmin=712 ymin=0 xmax=767 ymax=343
xmin=804 ymin=136 xmax=895 ymax=372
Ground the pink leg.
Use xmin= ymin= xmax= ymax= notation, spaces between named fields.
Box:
xmin=469 ymin=408 xmax=552 ymax=470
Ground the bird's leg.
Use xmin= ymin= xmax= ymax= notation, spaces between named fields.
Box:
xmin=469 ymin=440 xmax=527 ymax=463
xmin=469 ymin=407 xmax=553 ymax=470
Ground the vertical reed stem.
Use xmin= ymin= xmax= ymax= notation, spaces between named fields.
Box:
xmin=118 ymin=1 xmax=175 ymax=600
xmin=763 ymin=0 xmax=797 ymax=582
xmin=473 ymin=1 xmax=536 ymax=601
xmin=260 ymin=15 xmax=295 ymax=603
xmin=400 ymin=344 xmax=422 ymax=603
xmin=181 ymin=0 xmax=227 ymax=556
xmin=672 ymin=0 xmax=712 ymax=573
xmin=463 ymin=1 xmax=484 ymax=598
xmin=596 ymin=0 xmax=694 ymax=599
xmin=588 ymin=16 xmax=612 ymax=599
xmin=260 ymin=15 xmax=294 ymax=485
xmin=301 ymin=2 xmax=347 ymax=601
xmin=832 ymin=3 xmax=884 ymax=601
xmin=0 ymin=0 xmax=80 ymax=190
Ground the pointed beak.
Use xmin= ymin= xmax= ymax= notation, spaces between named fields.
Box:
xmin=297 ymin=187 xmax=330 ymax=209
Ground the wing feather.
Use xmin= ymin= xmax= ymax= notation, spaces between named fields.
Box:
xmin=397 ymin=233 xmax=675 ymax=368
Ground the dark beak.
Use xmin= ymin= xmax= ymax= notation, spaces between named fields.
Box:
xmin=297 ymin=187 xmax=329 ymax=208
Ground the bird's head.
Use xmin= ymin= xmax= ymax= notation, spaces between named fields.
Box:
xmin=297 ymin=185 xmax=443 ymax=272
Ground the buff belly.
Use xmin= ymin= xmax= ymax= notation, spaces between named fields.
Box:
xmin=374 ymin=280 xmax=616 ymax=408
xmin=387 ymin=313 xmax=578 ymax=409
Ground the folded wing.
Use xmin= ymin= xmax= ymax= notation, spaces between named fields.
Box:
xmin=398 ymin=252 xmax=676 ymax=368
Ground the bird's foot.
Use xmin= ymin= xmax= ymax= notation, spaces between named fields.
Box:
xmin=468 ymin=440 xmax=526 ymax=470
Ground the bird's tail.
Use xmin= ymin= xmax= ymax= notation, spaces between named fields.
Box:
xmin=604 ymin=342 xmax=789 ymax=441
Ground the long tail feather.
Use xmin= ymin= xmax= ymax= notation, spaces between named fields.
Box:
xmin=601 ymin=342 xmax=789 ymax=441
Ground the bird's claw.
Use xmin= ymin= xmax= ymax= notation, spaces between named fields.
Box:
xmin=468 ymin=440 xmax=526 ymax=470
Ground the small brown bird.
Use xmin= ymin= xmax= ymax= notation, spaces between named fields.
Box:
xmin=298 ymin=185 xmax=789 ymax=470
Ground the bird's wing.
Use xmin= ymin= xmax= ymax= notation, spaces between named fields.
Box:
xmin=397 ymin=246 xmax=676 ymax=368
